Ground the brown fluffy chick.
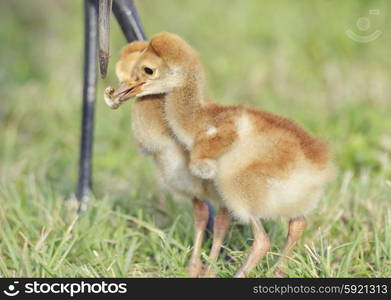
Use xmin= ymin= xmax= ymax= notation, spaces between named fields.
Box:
xmin=104 ymin=41 xmax=228 ymax=277
xmin=112 ymin=32 xmax=335 ymax=278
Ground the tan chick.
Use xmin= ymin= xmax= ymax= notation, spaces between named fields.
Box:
xmin=111 ymin=32 xmax=335 ymax=278
xmin=104 ymin=41 xmax=230 ymax=277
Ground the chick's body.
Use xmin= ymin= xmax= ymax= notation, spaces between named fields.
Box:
xmin=200 ymin=107 xmax=334 ymax=222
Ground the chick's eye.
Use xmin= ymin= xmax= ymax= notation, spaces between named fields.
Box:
xmin=144 ymin=67 xmax=154 ymax=75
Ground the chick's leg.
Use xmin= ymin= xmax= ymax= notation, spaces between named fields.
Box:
xmin=235 ymin=218 xmax=270 ymax=278
xmin=274 ymin=216 xmax=306 ymax=277
xmin=186 ymin=197 xmax=209 ymax=277
xmin=203 ymin=207 xmax=232 ymax=277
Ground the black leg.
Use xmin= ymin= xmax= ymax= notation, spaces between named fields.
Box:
xmin=77 ymin=0 xmax=99 ymax=212
xmin=204 ymin=198 xmax=215 ymax=236
xmin=113 ymin=0 xmax=146 ymax=41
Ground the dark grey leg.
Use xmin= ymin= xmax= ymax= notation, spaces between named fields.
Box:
xmin=204 ymin=199 xmax=215 ymax=234
xmin=77 ymin=0 xmax=98 ymax=212
xmin=113 ymin=0 xmax=146 ymax=41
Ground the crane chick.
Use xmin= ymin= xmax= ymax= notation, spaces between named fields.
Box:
xmin=108 ymin=33 xmax=335 ymax=277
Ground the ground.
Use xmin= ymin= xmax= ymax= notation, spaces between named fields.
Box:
xmin=0 ymin=0 xmax=390 ymax=277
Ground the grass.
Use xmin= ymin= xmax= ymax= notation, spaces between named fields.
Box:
xmin=0 ymin=0 xmax=390 ymax=277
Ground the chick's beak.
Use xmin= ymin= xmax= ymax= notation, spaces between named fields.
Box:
xmin=104 ymin=81 xmax=145 ymax=109
xmin=115 ymin=81 xmax=145 ymax=100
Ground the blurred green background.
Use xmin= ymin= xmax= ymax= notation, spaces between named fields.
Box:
xmin=0 ymin=0 xmax=390 ymax=277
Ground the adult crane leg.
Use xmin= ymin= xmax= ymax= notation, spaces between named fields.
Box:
xmin=112 ymin=0 xmax=146 ymax=42
xmin=77 ymin=0 xmax=99 ymax=212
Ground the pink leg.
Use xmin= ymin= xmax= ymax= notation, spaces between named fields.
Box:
xmin=186 ymin=197 xmax=209 ymax=277
xmin=203 ymin=207 xmax=232 ymax=277
xmin=235 ymin=218 xmax=270 ymax=278
xmin=274 ymin=216 xmax=306 ymax=277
